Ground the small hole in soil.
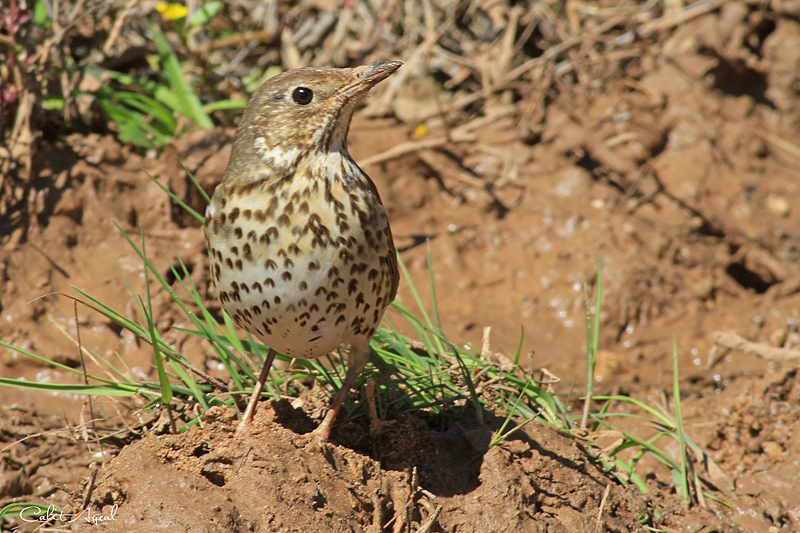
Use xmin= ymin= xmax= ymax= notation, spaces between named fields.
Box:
xmin=744 ymin=18 xmax=777 ymax=56
xmin=701 ymin=46 xmax=774 ymax=108
xmin=201 ymin=467 xmax=226 ymax=487
xmin=311 ymin=491 xmax=326 ymax=510
xmin=191 ymin=443 xmax=210 ymax=457
xmin=725 ymin=262 xmax=774 ymax=294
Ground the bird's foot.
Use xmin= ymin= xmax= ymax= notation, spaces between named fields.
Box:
xmin=234 ymin=418 xmax=252 ymax=436
xmin=294 ymin=411 xmax=335 ymax=446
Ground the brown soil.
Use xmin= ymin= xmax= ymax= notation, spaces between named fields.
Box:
xmin=3 ymin=2 xmax=800 ymax=532
xmin=73 ymin=404 xmax=654 ymax=533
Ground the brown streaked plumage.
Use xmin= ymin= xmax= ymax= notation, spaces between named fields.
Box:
xmin=204 ymin=62 xmax=401 ymax=441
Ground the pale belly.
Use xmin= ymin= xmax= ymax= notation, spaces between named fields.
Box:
xmin=204 ymin=179 xmax=394 ymax=359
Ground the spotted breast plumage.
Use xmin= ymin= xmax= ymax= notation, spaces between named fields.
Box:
xmin=204 ymin=61 xmax=401 ymax=441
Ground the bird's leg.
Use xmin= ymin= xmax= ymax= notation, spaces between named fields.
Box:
xmin=310 ymin=341 xmax=372 ymax=442
xmin=236 ymin=347 xmax=277 ymax=433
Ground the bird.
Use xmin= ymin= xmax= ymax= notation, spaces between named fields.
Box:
xmin=204 ymin=61 xmax=401 ymax=441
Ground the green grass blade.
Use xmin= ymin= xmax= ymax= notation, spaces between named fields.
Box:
xmin=396 ymin=254 xmax=433 ymax=328
xmin=176 ymin=158 xmax=212 ymax=208
xmin=591 ymin=259 xmax=602 ymax=360
xmin=103 ymin=69 xmax=161 ymax=93
xmin=140 ymin=162 xmax=206 ymax=225
xmin=96 ymin=99 xmax=171 ymax=148
xmin=592 ymin=395 xmax=676 ymax=428
xmin=168 ymin=360 xmax=208 ymax=410
xmin=0 ymin=377 xmax=139 ymax=396
xmin=452 ymin=349 xmax=482 ymax=423
xmin=139 ymin=226 xmax=173 ymax=405
xmin=580 ymin=259 xmax=602 ymax=429
xmin=113 ymin=91 xmax=178 ymax=131
xmin=0 ymin=338 xmax=125 ymax=385
xmin=425 ymin=242 xmax=443 ymax=334
xmin=0 ymin=502 xmax=56 ymax=520
xmin=673 ymin=338 xmax=690 ymax=507
xmin=202 ymin=99 xmax=248 ymax=112
xmin=151 ymin=26 xmax=214 ymax=128
xmin=188 ymin=0 xmax=222 ymax=27
xmin=512 ymin=326 xmax=524 ymax=367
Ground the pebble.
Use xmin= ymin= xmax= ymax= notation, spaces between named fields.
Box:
xmin=765 ymin=194 xmax=790 ymax=217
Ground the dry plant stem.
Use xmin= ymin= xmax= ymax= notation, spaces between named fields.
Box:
xmin=193 ymin=30 xmax=278 ymax=55
xmin=417 ymin=503 xmax=442 ymax=533
xmin=365 ymin=0 xmax=399 ymax=52
xmin=365 ymin=10 xmax=454 ymax=117
xmin=73 ymin=300 xmax=99 ymax=446
xmin=185 ymin=364 xmax=230 ymax=393
xmin=639 ymin=0 xmax=728 ymax=36
xmin=47 ymin=311 xmax=115 ymax=381
xmin=580 ymin=392 xmax=591 ymax=430
xmin=755 ymin=128 xmax=800 ymax=165
xmin=713 ymin=332 xmax=800 ymax=361
xmin=491 ymin=7 xmax=523 ymax=84
xmin=80 ymin=464 xmax=99 ymax=511
xmin=103 ymin=0 xmax=137 ymax=53
xmin=594 ymin=484 xmax=611 ymax=533
xmin=503 ymin=13 xmax=626 ymax=88
xmin=694 ymin=471 xmax=707 ymax=508
xmin=368 ymin=488 xmax=384 ymax=533
xmin=360 ymin=111 xmax=499 ymax=169
xmin=166 ymin=404 xmax=177 ymax=434
xmin=360 ymin=137 xmax=450 ymax=168
xmin=366 ymin=377 xmax=387 ymax=435
xmin=7 ymin=89 xmax=34 ymax=176
xmin=481 ymin=326 xmax=491 ymax=359
xmin=318 ymin=0 xmax=352 ymax=65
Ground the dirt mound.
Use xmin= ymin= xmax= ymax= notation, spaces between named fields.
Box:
xmin=73 ymin=404 xmax=650 ymax=532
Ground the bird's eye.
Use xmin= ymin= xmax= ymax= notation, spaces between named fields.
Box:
xmin=292 ymin=87 xmax=313 ymax=105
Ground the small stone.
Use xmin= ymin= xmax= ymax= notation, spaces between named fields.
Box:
xmin=590 ymin=198 xmax=606 ymax=209
xmin=765 ymin=194 xmax=790 ymax=217
xmin=761 ymin=441 xmax=784 ymax=462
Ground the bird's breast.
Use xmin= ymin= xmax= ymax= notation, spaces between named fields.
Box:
xmin=204 ymin=163 xmax=396 ymax=359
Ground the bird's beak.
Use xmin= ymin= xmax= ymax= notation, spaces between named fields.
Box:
xmin=339 ymin=61 xmax=402 ymax=97
xmin=359 ymin=61 xmax=402 ymax=87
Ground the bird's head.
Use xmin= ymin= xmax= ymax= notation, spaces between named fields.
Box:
xmin=226 ymin=61 xmax=401 ymax=179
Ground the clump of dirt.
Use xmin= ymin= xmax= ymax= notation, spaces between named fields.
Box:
xmin=68 ymin=403 xmax=655 ymax=532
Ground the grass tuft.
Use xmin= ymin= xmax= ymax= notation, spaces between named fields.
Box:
xmin=88 ymin=26 xmax=246 ymax=150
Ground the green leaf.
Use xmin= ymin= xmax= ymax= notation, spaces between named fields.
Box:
xmin=150 ymin=26 xmax=214 ymax=128
xmin=33 ymin=0 xmax=51 ymax=27
xmin=114 ymin=92 xmax=178 ymax=132
xmin=673 ymin=338 xmax=690 ymax=507
xmin=189 ymin=0 xmax=222 ymax=27
xmin=203 ymin=99 xmax=248 ymax=112
xmin=1 ymin=502 xmax=56 ymax=520
xmin=42 ymin=96 xmax=65 ymax=111
xmin=0 ymin=377 xmax=139 ymax=396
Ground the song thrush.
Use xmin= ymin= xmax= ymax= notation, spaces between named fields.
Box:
xmin=204 ymin=61 xmax=401 ymax=441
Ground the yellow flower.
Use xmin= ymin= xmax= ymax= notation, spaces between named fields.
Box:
xmin=413 ymin=123 xmax=428 ymax=139
xmin=156 ymin=2 xmax=189 ymax=20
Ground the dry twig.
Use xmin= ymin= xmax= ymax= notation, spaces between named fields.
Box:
xmin=713 ymin=332 xmax=800 ymax=362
